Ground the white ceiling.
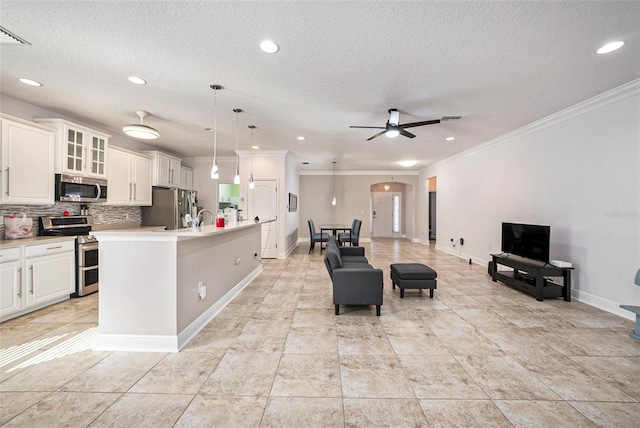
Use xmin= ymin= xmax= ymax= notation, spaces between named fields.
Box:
xmin=1 ymin=1 xmax=638 ymax=172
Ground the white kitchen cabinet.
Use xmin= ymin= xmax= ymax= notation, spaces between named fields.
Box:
xmin=142 ymin=150 xmax=181 ymax=188
xmin=180 ymin=166 xmax=194 ymax=190
xmin=0 ymin=247 xmax=22 ymax=317
xmin=107 ymin=148 xmax=153 ymax=206
xmin=34 ymin=118 xmax=110 ymax=179
xmin=0 ymin=116 xmax=55 ymax=204
xmin=0 ymin=238 xmax=75 ymax=322
xmin=24 ymin=240 xmax=75 ymax=308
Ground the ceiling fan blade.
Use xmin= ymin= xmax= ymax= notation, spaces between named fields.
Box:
xmin=350 ymin=126 xmax=386 ymax=129
xmin=400 ymin=119 xmax=441 ymax=129
xmin=366 ymin=130 xmax=387 ymax=141
xmin=400 ymin=129 xmax=416 ymax=138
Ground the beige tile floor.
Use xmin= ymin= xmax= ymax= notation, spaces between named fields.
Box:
xmin=1 ymin=239 xmax=639 ymax=427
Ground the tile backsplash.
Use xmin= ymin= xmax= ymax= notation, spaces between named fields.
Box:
xmin=0 ymin=203 xmax=141 ymax=236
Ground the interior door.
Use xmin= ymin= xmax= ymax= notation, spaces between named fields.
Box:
xmin=371 ymin=192 xmax=393 ymax=237
xmin=248 ymin=180 xmax=278 ymax=259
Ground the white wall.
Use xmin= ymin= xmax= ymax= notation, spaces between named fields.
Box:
xmin=284 ymin=154 xmax=300 ymax=255
xmin=418 ymin=80 xmax=640 ymax=319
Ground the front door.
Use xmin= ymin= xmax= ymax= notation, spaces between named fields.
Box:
xmin=248 ymin=180 xmax=278 ymax=258
xmin=371 ymin=192 xmax=393 ymax=237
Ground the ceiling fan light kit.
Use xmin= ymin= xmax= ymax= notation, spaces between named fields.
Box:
xmin=123 ymin=109 xmax=159 ymax=139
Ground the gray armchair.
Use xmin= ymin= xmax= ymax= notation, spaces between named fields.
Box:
xmin=338 ymin=219 xmax=362 ymax=246
xmin=308 ymin=219 xmax=330 ymax=253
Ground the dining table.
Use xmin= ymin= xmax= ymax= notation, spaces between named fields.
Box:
xmin=319 ymin=224 xmax=352 ymax=254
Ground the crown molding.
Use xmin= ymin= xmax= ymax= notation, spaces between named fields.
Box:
xmin=300 ymin=170 xmax=419 ymax=176
xmin=422 ymin=78 xmax=640 ymax=172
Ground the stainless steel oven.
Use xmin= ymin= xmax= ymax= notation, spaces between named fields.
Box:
xmin=39 ymin=215 xmax=98 ymax=297
xmin=77 ymin=235 xmax=99 ymax=296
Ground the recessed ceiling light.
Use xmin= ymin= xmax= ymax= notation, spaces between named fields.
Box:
xmin=302 ymin=162 xmax=309 ymax=165
xmin=18 ymin=78 xmax=42 ymax=87
xmin=297 ymin=136 xmax=306 ymax=141
xmin=259 ymin=40 xmax=279 ymax=54
xmin=398 ymin=160 xmax=417 ymax=167
xmin=597 ymin=41 xmax=625 ymax=54
xmin=446 ymin=137 xmax=455 ymax=141
xmin=128 ymin=76 xmax=147 ymax=85
xmin=252 ymin=145 xmax=260 ymax=150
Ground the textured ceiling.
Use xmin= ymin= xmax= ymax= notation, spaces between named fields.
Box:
xmin=1 ymin=1 xmax=638 ymax=171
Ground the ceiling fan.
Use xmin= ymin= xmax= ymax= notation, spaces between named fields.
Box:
xmin=350 ymin=109 xmax=461 ymax=141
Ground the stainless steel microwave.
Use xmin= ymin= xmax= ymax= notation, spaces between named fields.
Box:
xmin=55 ymin=174 xmax=108 ymax=203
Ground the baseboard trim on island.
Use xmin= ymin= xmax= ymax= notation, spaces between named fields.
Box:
xmin=177 ymin=264 xmax=263 ymax=350
xmin=95 ymin=264 xmax=263 ymax=353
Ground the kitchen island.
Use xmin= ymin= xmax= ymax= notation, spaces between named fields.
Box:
xmin=91 ymin=220 xmax=266 ymax=352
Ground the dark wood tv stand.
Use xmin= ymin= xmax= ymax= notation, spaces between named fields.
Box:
xmin=491 ymin=254 xmax=573 ymax=302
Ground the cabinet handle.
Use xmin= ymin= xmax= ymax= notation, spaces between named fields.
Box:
xmin=17 ymin=267 xmax=22 ymax=298
xmin=47 ymin=246 xmax=63 ymax=250
xmin=29 ymin=265 xmax=33 ymax=294
xmin=4 ymin=167 xmax=9 ymax=195
xmin=133 ymin=183 xmax=137 ymax=200
xmin=129 ymin=183 xmax=132 ymax=200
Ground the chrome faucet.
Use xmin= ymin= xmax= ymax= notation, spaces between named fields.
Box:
xmin=197 ymin=209 xmax=214 ymax=225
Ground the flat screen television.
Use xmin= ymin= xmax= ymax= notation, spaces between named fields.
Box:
xmin=501 ymin=222 xmax=551 ymax=263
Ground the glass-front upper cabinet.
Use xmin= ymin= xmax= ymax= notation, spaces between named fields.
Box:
xmin=90 ymin=134 xmax=107 ymax=176
xmin=34 ymin=118 xmax=110 ymax=178
xmin=66 ymin=127 xmax=85 ymax=173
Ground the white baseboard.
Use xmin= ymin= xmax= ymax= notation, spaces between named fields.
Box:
xmin=95 ymin=265 xmax=263 ymax=353
xmin=572 ymin=289 xmax=635 ymax=321
xmin=95 ymin=334 xmax=178 ymax=353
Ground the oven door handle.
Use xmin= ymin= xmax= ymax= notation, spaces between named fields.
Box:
xmin=80 ymin=243 xmax=99 ymax=251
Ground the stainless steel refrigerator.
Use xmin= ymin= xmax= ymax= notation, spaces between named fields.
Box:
xmin=141 ymin=188 xmax=197 ymax=229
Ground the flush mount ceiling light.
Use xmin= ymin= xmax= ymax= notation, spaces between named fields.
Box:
xmin=128 ymin=76 xmax=147 ymax=85
xmin=259 ymin=39 xmax=279 ymax=53
xmin=446 ymin=136 xmax=456 ymax=141
xmin=122 ymin=110 xmax=159 ymax=139
xmin=210 ymin=84 xmax=223 ymax=179
xmin=398 ymin=160 xmax=417 ymax=167
xmin=597 ymin=41 xmax=625 ymax=54
xmin=18 ymin=78 xmax=42 ymax=87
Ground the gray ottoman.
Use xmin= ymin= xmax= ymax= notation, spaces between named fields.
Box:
xmin=390 ymin=263 xmax=437 ymax=298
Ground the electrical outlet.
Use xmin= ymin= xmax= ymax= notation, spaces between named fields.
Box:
xmin=198 ymin=281 xmax=206 ymax=299
xmin=125 ymin=213 xmax=130 ymax=221
xmin=98 ymin=213 xmax=104 ymax=222
xmin=235 ymin=257 xmax=241 ymax=265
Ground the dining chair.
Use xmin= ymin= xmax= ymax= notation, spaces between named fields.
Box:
xmin=308 ymin=219 xmax=330 ymax=253
xmin=338 ymin=219 xmax=361 ymax=246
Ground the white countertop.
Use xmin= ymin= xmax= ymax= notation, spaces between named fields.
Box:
xmin=0 ymin=235 xmax=76 ymax=248
xmin=91 ymin=219 xmax=273 ymax=242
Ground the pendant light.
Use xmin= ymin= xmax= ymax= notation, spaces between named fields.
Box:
xmin=209 ymin=84 xmax=222 ymax=179
xmin=331 ymin=158 xmax=337 ymax=206
xmin=248 ymin=125 xmax=256 ymax=189
xmin=233 ymin=108 xmax=242 ymax=185
xmin=123 ymin=109 xmax=160 ymax=140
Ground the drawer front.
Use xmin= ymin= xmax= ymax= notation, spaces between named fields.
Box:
xmin=25 ymin=240 xmax=75 ymax=258
xmin=0 ymin=247 xmax=21 ymax=262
